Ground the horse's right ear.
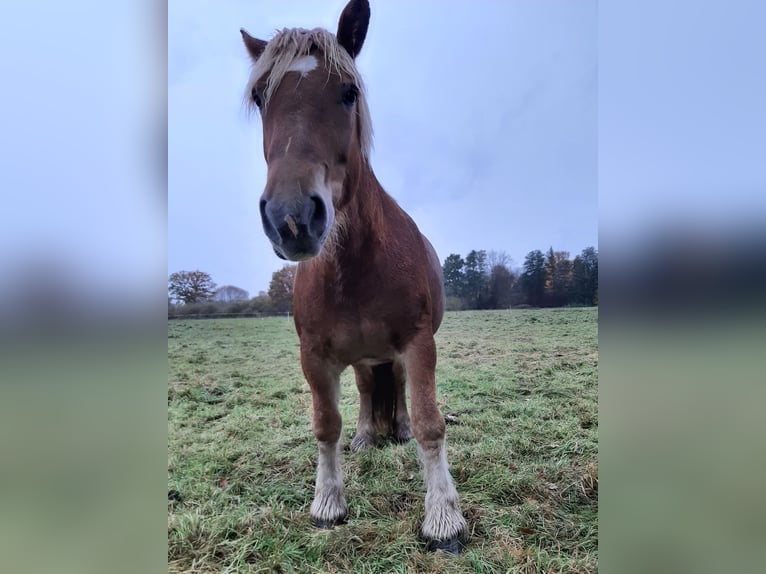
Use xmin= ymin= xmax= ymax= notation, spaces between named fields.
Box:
xmin=240 ymin=29 xmax=267 ymax=61
xmin=337 ymin=0 xmax=370 ymax=59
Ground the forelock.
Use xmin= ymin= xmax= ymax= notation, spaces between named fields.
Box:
xmin=245 ymin=27 xmax=373 ymax=157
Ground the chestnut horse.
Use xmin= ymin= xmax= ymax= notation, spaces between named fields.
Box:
xmin=241 ymin=0 xmax=466 ymax=552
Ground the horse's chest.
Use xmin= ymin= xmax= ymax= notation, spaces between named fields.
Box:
xmin=298 ymin=312 xmax=402 ymax=366
xmin=328 ymin=316 xmax=398 ymax=364
xmin=294 ymin=266 xmax=424 ymax=365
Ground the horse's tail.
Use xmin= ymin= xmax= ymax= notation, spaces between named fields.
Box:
xmin=371 ymin=362 xmax=396 ymax=436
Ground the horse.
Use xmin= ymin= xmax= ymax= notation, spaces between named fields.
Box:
xmin=240 ymin=0 xmax=467 ymax=553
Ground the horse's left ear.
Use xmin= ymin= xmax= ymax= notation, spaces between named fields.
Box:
xmin=336 ymin=0 xmax=370 ymax=59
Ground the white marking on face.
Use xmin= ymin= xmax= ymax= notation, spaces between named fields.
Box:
xmin=286 ymin=55 xmax=318 ymax=76
xmin=312 ymin=173 xmax=335 ymax=230
xmin=311 ymin=170 xmax=338 ymax=259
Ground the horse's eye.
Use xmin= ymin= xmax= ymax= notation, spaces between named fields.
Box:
xmin=251 ymin=87 xmax=262 ymax=108
xmin=342 ymin=85 xmax=358 ymax=107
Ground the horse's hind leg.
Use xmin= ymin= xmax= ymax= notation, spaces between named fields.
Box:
xmin=404 ymin=331 xmax=467 ymax=553
xmin=351 ymin=365 xmax=377 ymax=452
xmin=392 ymin=358 xmax=413 ymax=443
xmin=302 ymin=353 xmax=347 ymax=528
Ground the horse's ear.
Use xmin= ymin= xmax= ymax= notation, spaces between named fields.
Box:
xmin=240 ymin=29 xmax=267 ymax=61
xmin=336 ymin=0 xmax=370 ymax=59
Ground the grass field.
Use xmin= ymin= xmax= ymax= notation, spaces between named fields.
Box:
xmin=168 ymin=308 xmax=598 ymax=573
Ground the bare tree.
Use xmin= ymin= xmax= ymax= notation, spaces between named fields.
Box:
xmin=487 ymin=250 xmax=512 ymax=271
xmin=213 ymin=285 xmax=250 ymax=303
xmin=168 ymin=270 xmax=217 ymax=305
xmin=488 ymin=264 xmax=515 ymax=308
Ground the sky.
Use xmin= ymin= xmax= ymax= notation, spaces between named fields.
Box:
xmin=599 ymin=0 xmax=766 ymax=243
xmin=0 ymin=1 xmax=163 ymax=309
xmin=168 ymin=0 xmax=597 ymax=296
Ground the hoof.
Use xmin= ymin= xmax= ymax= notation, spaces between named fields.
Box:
xmin=427 ymin=536 xmax=464 ymax=554
xmin=392 ymin=422 xmax=413 ymax=444
xmin=313 ymin=515 xmax=347 ymax=529
xmin=350 ymin=433 xmax=375 ymax=452
xmin=167 ymin=489 xmax=182 ymax=504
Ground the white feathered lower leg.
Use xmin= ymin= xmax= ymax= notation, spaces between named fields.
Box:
xmin=310 ymin=440 xmax=347 ymax=524
xmin=419 ymin=440 xmax=467 ymax=540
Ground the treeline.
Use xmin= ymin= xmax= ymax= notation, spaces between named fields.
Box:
xmin=168 ymin=245 xmax=597 ymax=318
xmin=168 ymin=266 xmax=296 ymax=317
xmin=442 ymin=247 xmax=598 ymax=310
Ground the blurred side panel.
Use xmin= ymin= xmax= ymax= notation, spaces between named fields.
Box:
xmin=0 ymin=1 xmax=167 ymax=574
xmin=600 ymin=1 xmax=766 ymax=573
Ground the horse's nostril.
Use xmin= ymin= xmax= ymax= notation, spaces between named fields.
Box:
xmin=259 ymin=199 xmax=270 ymax=227
xmin=309 ymin=195 xmax=327 ymax=238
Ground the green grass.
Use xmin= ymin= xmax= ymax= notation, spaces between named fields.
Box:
xmin=168 ymin=308 xmax=598 ymax=573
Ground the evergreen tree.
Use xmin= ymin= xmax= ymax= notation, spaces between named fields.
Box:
xmin=463 ymin=250 xmax=489 ymax=308
xmin=521 ymin=250 xmax=546 ymax=307
xmin=442 ymin=254 xmax=466 ymax=298
xmin=572 ymin=247 xmax=598 ymax=305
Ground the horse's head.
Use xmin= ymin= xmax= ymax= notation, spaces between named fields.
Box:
xmin=242 ymin=0 xmax=372 ymax=261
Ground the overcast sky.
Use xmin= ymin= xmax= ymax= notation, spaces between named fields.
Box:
xmin=599 ymin=0 xmax=766 ymax=241
xmin=169 ymin=0 xmax=596 ymax=295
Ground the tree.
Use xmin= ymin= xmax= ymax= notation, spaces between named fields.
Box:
xmin=487 ymin=250 xmax=512 ymax=271
xmin=463 ymin=249 xmax=489 ymax=308
xmin=268 ymin=265 xmax=297 ymax=313
xmin=213 ymin=285 xmax=250 ymax=303
xmin=442 ymin=254 xmax=465 ymax=298
xmin=168 ymin=270 xmax=217 ymax=304
xmin=521 ymin=250 xmax=546 ymax=307
xmin=544 ymin=249 xmax=573 ymax=307
xmin=544 ymin=247 xmax=556 ymax=305
xmin=247 ymin=293 xmax=274 ymax=314
xmin=572 ymin=247 xmax=598 ymax=305
xmin=488 ymin=264 xmax=515 ymax=309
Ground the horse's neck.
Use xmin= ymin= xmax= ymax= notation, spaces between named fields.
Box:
xmin=341 ymin=161 xmax=386 ymax=241
xmin=320 ymin=160 xmax=387 ymax=270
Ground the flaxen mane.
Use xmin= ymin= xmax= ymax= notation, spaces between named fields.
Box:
xmin=244 ymin=27 xmax=373 ymax=158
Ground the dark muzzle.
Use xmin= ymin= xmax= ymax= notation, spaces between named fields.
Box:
xmin=259 ymin=194 xmax=329 ymax=260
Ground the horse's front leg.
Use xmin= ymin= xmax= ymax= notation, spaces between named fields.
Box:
xmin=302 ymin=351 xmax=346 ymax=527
xmin=404 ymin=330 xmax=467 ymax=553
